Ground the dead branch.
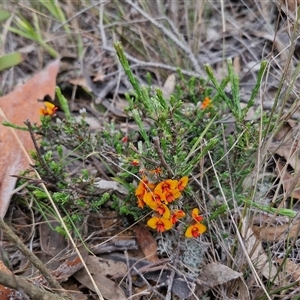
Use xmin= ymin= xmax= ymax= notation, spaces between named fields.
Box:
xmin=0 ymin=217 xmax=71 ymax=299
xmin=0 ymin=269 xmax=70 ymax=300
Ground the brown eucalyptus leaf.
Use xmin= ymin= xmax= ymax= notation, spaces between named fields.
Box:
xmin=276 ymin=258 xmax=300 ymax=284
xmin=133 ymin=224 xmax=159 ymax=263
xmin=80 ymin=256 xmax=127 ymax=278
xmin=252 ymin=219 xmax=300 ymax=242
xmin=198 ymin=262 xmax=242 ymax=293
xmin=0 ymin=59 xmax=60 ymax=218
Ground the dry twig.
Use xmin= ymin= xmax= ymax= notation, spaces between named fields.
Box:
xmin=0 ymin=218 xmax=71 ymax=299
xmin=0 ymin=269 xmax=69 ymax=300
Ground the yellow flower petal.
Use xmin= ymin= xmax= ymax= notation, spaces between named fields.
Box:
xmin=185 ymin=225 xmax=194 ymax=238
xmin=177 ymin=176 xmax=188 ymax=192
xmin=147 ymin=217 xmax=173 ymax=232
xmin=192 ymin=208 xmax=204 ymax=223
xmin=147 ymin=217 xmax=160 ymax=229
xmin=185 ymin=223 xmax=206 ymax=238
xmin=156 ymin=204 xmax=171 ymax=219
xmin=155 ymin=179 xmax=178 ymax=194
xmin=40 ymin=101 xmax=57 ymax=116
xmin=45 ymin=101 xmax=55 ymax=109
xmin=192 ymin=208 xmax=199 ymax=215
xmin=171 ymin=209 xmax=186 ymax=224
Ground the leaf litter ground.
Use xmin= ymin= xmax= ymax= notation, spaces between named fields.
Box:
xmin=2 ymin=1 xmax=300 ymax=300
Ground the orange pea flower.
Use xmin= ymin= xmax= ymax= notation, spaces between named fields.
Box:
xmin=121 ymin=136 xmax=128 ymax=143
xmin=144 ymin=191 xmax=166 ymax=206
xmin=164 ymin=189 xmax=181 ymax=203
xmin=185 ymin=223 xmax=206 ymax=238
xmin=147 ymin=216 xmax=173 ymax=232
xmin=150 ymin=167 xmax=162 ymax=174
xmin=155 ymin=179 xmax=178 ymax=194
xmin=177 ymin=176 xmax=188 ymax=192
xmin=155 ymin=204 xmax=171 ymax=219
xmin=170 ymin=210 xmax=186 ymax=224
xmin=136 ymin=195 xmax=146 ymax=209
xmin=135 ymin=177 xmax=155 ymax=208
xmin=131 ymin=159 xmax=139 ymax=166
xmin=192 ymin=208 xmax=204 ymax=223
xmin=144 ymin=193 xmax=170 ymax=218
xmin=135 ymin=177 xmax=155 ymax=197
xmin=39 ymin=101 xmax=58 ymax=116
xmin=201 ymin=97 xmax=212 ymax=110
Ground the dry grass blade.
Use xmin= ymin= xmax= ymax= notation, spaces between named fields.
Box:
xmin=122 ymin=0 xmax=202 ymax=74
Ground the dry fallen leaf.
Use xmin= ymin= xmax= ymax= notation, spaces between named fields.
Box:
xmin=74 ymin=256 xmax=126 ymax=300
xmin=133 ymin=224 xmax=159 ymax=263
xmin=198 ymin=262 xmax=242 ymax=293
xmin=0 ymin=59 xmax=60 ymax=218
xmin=69 ymin=77 xmax=92 ymax=92
xmin=82 ymin=256 xmax=127 ymax=278
xmin=276 ymin=258 xmax=300 ymax=285
xmin=252 ymin=218 xmax=300 ymax=242
xmin=275 ymin=161 xmax=300 ymax=199
xmin=283 ymin=0 xmax=300 ymax=11
xmin=162 ymin=73 xmax=176 ymax=99
xmin=269 ymin=119 xmax=300 ymax=172
xmin=241 ymin=217 xmax=280 ymax=284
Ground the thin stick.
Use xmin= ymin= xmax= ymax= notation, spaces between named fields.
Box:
xmin=105 ymin=47 xmax=204 ymax=78
xmin=165 ymin=242 xmax=180 ymax=300
xmin=0 ymin=218 xmax=68 ymax=297
xmin=25 ymin=120 xmax=54 ymax=177
xmin=0 ymin=269 xmax=68 ymax=300
xmin=124 ymin=250 xmax=132 ymax=298
xmin=132 ymin=266 xmax=165 ymax=298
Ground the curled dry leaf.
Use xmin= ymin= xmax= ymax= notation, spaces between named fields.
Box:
xmin=0 ymin=59 xmax=60 ymax=218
